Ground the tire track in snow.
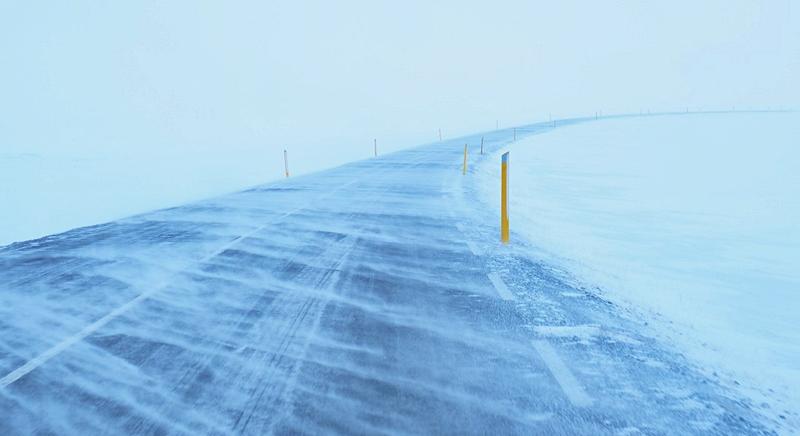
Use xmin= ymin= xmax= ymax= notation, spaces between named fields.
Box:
xmin=234 ymin=235 xmax=357 ymax=434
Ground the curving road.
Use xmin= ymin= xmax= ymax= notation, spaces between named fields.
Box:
xmin=0 ymin=117 xmax=777 ymax=435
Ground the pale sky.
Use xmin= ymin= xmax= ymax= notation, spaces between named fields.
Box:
xmin=1 ymin=1 xmax=798 ymax=175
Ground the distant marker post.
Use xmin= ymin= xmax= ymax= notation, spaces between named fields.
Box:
xmin=462 ymin=144 xmax=468 ymax=175
xmin=480 ymin=136 xmax=484 ymax=155
xmin=439 ymin=128 xmax=442 ymax=142
xmin=284 ymin=149 xmax=289 ymax=178
xmin=501 ymin=152 xmax=509 ymax=243
xmin=513 ymin=128 xmax=516 ymax=141
xmin=374 ymin=138 xmax=377 ymax=157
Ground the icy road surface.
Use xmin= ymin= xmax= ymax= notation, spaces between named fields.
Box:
xmin=0 ymin=116 xmax=781 ymax=435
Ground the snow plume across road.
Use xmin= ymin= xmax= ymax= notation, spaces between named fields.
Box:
xmin=476 ymin=111 xmax=800 ymax=432
xmin=0 ymin=114 xmax=788 ymax=435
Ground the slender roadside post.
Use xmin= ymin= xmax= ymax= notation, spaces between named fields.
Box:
xmin=284 ymin=149 xmax=289 ymax=178
xmin=439 ymin=128 xmax=442 ymax=142
xmin=501 ymin=152 xmax=509 ymax=244
xmin=513 ymin=128 xmax=516 ymax=141
xmin=462 ymin=144 xmax=468 ymax=175
xmin=480 ymin=136 xmax=484 ymax=155
xmin=374 ymin=138 xmax=377 ymax=157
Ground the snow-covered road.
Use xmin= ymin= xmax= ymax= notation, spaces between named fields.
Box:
xmin=0 ymin=117 xmax=780 ymax=434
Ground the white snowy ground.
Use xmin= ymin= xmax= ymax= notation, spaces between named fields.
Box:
xmin=0 ymin=150 xmax=264 ymax=246
xmin=476 ymin=112 xmax=800 ymax=427
xmin=0 ymin=144 xmax=397 ymax=247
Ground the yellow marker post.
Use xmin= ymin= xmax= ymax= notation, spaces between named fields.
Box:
xmin=462 ymin=144 xmax=468 ymax=175
xmin=501 ymin=152 xmax=509 ymax=243
xmin=284 ymin=149 xmax=289 ymax=178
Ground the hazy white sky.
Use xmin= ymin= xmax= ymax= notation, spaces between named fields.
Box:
xmin=1 ymin=1 xmax=798 ymax=174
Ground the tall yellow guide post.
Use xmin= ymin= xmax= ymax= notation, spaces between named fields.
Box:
xmin=501 ymin=152 xmax=509 ymax=243
xmin=284 ymin=149 xmax=289 ymax=178
xmin=462 ymin=144 xmax=468 ymax=175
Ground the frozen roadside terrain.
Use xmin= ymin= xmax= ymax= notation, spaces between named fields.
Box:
xmin=0 ymin=143 xmax=398 ymax=247
xmin=0 ymin=150 xmax=267 ymax=247
xmin=476 ymin=112 xmax=800 ymax=432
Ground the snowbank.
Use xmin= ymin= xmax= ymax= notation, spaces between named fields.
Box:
xmin=477 ymin=112 xmax=800 ymax=422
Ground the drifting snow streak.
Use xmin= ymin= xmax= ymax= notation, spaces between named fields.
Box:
xmin=0 ymin=283 xmax=161 ymax=388
xmin=0 ymin=178 xmax=364 ymax=390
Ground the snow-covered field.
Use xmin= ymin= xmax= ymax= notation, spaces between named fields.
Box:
xmin=0 ymin=144 xmax=393 ymax=247
xmin=477 ymin=112 xmax=800 ymax=424
xmin=0 ymin=151 xmax=257 ymax=246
